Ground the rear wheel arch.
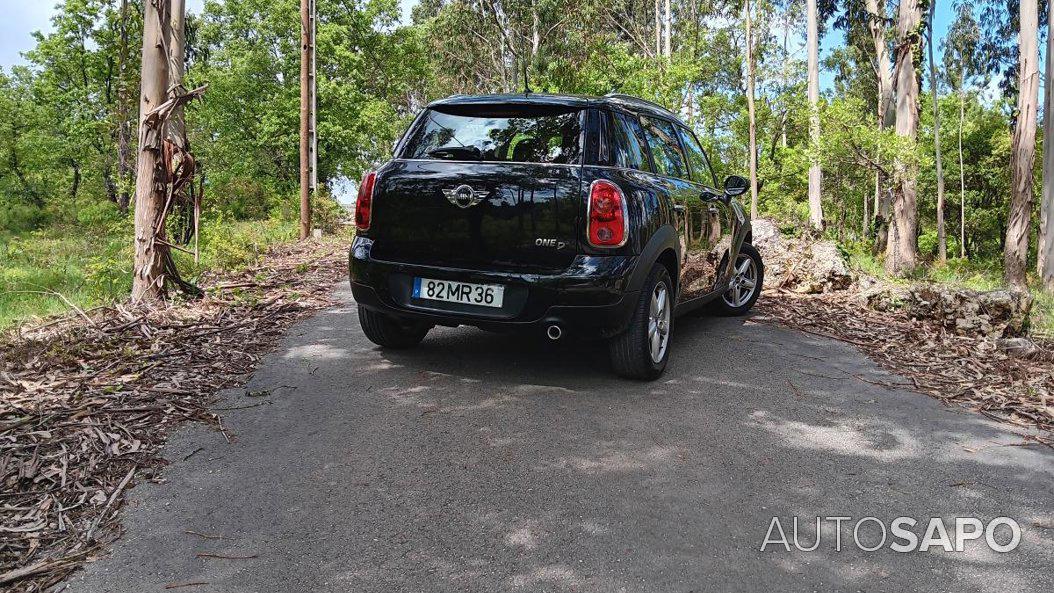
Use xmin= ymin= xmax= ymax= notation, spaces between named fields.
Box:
xmin=656 ymin=247 xmax=679 ymax=299
xmin=627 ymin=225 xmax=680 ymax=295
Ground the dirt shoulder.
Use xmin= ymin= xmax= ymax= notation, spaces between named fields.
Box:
xmin=0 ymin=240 xmax=347 ymax=591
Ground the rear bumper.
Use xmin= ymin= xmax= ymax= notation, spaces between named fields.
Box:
xmin=349 ymin=236 xmax=640 ymax=339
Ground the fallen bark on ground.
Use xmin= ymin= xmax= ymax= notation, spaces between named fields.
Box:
xmin=757 ymin=289 xmax=1054 ymax=441
xmin=0 ymin=240 xmax=346 ymax=592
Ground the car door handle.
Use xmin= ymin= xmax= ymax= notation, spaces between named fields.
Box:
xmin=673 ymin=204 xmax=686 ymax=214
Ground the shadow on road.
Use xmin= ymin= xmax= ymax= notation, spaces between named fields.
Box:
xmin=66 ymin=287 xmax=1054 ymax=593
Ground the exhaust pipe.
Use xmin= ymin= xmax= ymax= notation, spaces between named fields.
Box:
xmin=546 ymin=325 xmax=563 ymax=341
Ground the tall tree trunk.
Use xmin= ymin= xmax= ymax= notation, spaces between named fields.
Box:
xmin=927 ymin=0 xmax=947 ymax=263
xmin=866 ymin=0 xmax=893 ymax=250
xmin=167 ymin=0 xmax=187 ymax=148
xmin=116 ymin=0 xmax=133 ymax=213
xmin=1040 ymin=0 xmax=1054 ymax=290
xmin=300 ymin=0 xmax=313 ymax=239
xmin=531 ymin=2 xmax=540 ymax=62
xmin=1005 ymin=0 xmax=1039 ymax=289
xmin=664 ymin=0 xmax=672 ymax=58
xmin=131 ymin=0 xmax=173 ymax=304
xmin=959 ymin=84 xmax=967 ymax=259
xmin=1037 ymin=2 xmax=1054 ymax=290
xmin=806 ymin=0 xmax=823 ymax=231
xmin=745 ymin=0 xmax=758 ymax=218
xmin=781 ymin=11 xmax=789 ymax=149
xmin=655 ymin=0 xmax=661 ymax=57
xmin=885 ymin=0 xmax=922 ymax=276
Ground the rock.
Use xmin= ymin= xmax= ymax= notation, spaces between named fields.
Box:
xmin=805 ymin=241 xmax=853 ymax=292
xmin=751 ymin=218 xmax=785 ymax=256
xmin=864 ymin=285 xmax=1032 ymax=339
xmin=750 ymin=219 xmax=853 ymax=294
xmin=997 ymin=337 xmax=1051 ymax=361
xmin=750 ymin=219 xmax=787 ymax=280
xmin=785 ymin=241 xmax=853 ymax=294
xmin=857 ymin=285 xmax=911 ymax=311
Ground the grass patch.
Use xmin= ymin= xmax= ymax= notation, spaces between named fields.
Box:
xmin=0 ymin=217 xmax=305 ymax=331
xmin=1029 ymin=289 xmax=1054 ymax=339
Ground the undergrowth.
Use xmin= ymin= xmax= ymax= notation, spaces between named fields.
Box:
xmin=0 ymin=215 xmax=310 ymax=331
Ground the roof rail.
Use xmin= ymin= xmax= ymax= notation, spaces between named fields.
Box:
xmin=603 ymin=93 xmax=677 ymax=118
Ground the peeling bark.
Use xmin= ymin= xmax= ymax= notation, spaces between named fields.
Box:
xmin=131 ymin=0 xmax=171 ymax=304
xmin=1040 ymin=1 xmax=1054 ymax=289
xmin=1004 ymin=0 xmax=1039 ymax=289
xmin=807 ymin=0 xmax=823 ymax=231
xmin=885 ymin=0 xmax=922 ymax=276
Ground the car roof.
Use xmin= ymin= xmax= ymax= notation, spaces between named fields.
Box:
xmin=427 ymin=93 xmax=685 ymax=125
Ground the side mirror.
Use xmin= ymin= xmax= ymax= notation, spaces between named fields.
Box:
xmin=723 ymin=175 xmax=749 ymax=198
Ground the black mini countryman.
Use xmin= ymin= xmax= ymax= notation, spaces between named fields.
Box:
xmin=349 ymin=93 xmax=763 ymax=380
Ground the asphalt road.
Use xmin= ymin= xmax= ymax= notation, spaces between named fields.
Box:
xmin=67 ymin=285 xmax=1053 ymax=593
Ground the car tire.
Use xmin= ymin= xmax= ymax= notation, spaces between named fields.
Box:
xmin=609 ymin=264 xmax=674 ymax=380
xmin=358 ymin=306 xmax=431 ymax=349
xmin=711 ymin=242 xmax=764 ymax=316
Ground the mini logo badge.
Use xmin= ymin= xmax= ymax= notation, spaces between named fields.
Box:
xmin=442 ymin=184 xmax=488 ymax=209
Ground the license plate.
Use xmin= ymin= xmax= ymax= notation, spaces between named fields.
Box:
xmin=413 ymin=277 xmax=505 ymax=308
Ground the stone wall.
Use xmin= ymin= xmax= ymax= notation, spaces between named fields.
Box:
xmin=750 ymin=218 xmax=1033 ymax=339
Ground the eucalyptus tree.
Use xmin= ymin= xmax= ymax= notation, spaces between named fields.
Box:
xmin=806 ymin=0 xmax=823 ymax=230
xmin=926 ymin=0 xmax=947 ymax=263
xmin=1004 ymin=0 xmax=1039 ymax=289
xmin=131 ymin=0 xmax=177 ymax=303
xmin=942 ymin=2 xmax=981 ymax=259
xmin=744 ymin=0 xmax=759 ymax=217
xmin=864 ymin=0 xmax=894 ymax=242
xmin=189 ymin=0 xmax=423 ymax=210
xmin=822 ymin=0 xmax=893 ymax=244
xmin=884 ymin=0 xmax=923 ymax=275
xmin=1041 ymin=2 xmax=1054 ymax=289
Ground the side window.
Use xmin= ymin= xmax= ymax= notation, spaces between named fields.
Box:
xmin=640 ymin=116 xmax=687 ymax=180
xmin=677 ymin=126 xmax=717 ymax=186
xmin=609 ymin=111 xmax=649 ymax=171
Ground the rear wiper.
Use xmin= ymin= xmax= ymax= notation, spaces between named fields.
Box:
xmin=427 ymin=146 xmax=483 ymax=161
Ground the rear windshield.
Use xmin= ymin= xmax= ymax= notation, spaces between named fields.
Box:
xmin=402 ymin=105 xmax=582 ymax=164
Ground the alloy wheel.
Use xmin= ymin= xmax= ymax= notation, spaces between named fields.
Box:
xmin=648 ymin=282 xmax=671 ymax=363
xmin=722 ymin=254 xmax=758 ymax=309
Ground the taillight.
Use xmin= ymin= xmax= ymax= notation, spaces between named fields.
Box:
xmin=355 ymin=171 xmax=377 ymax=231
xmin=587 ymin=180 xmax=627 ymax=247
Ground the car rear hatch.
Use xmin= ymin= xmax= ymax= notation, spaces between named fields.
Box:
xmin=368 ymin=103 xmax=584 ymax=274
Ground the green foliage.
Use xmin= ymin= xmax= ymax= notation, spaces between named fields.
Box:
xmin=1030 ymin=289 xmax=1054 ymax=338
xmin=188 ymin=0 xmax=424 ymax=206
xmin=0 ymin=203 xmax=50 ymax=233
xmin=918 ymin=229 xmax=960 ymax=261
xmin=311 ymin=192 xmax=351 ymax=235
xmin=0 ymin=216 xmax=298 ymax=331
xmin=0 ymin=0 xmax=1049 ymax=331
xmin=182 ymin=215 xmax=299 ymax=274
xmin=75 ymin=200 xmax=123 ymax=226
